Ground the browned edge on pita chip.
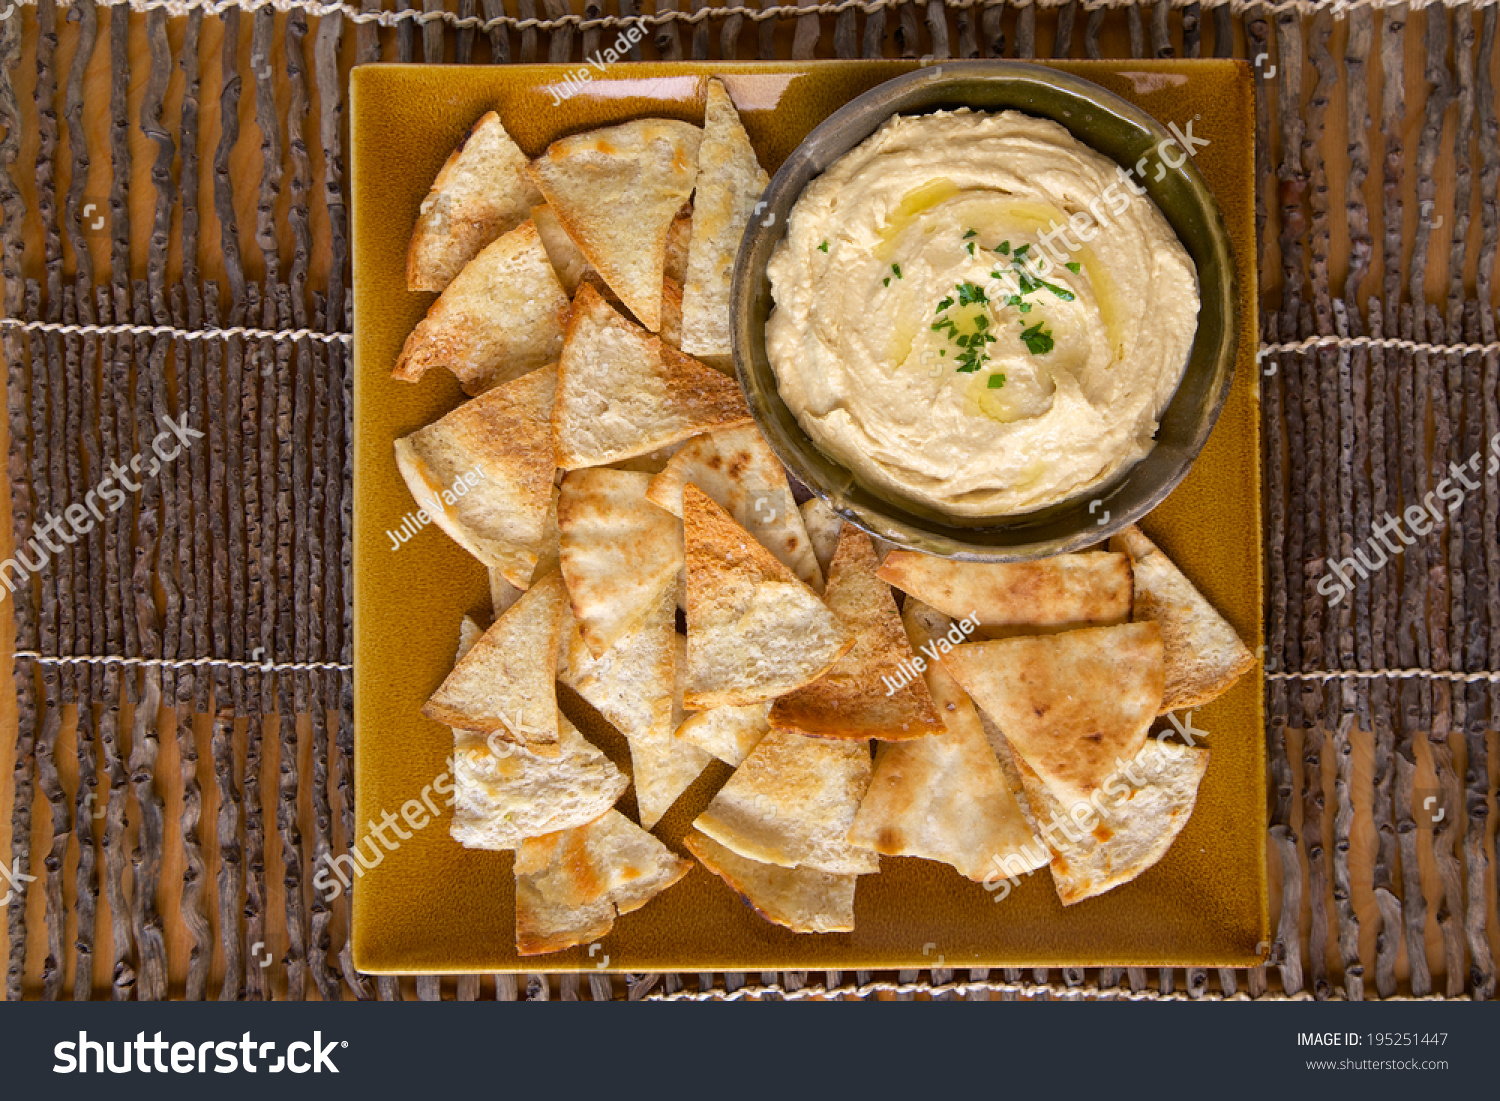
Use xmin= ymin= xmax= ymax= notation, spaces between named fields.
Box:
xmin=684 ymin=830 xmax=857 ymax=934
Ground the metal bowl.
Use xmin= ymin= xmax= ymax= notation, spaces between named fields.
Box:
xmin=730 ymin=61 xmax=1239 ymax=560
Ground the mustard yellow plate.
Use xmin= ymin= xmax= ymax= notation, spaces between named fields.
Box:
xmin=351 ymin=59 xmax=1266 ymax=974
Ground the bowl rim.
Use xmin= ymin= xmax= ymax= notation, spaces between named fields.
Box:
xmin=730 ymin=60 xmax=1241 ymax=561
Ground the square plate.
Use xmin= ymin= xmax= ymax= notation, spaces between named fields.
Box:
xmin=351 ymin=58 xmax=1266 ymax=974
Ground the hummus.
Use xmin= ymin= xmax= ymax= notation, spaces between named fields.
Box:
xmin=765 ymin=109 xmax=1199 ymax=518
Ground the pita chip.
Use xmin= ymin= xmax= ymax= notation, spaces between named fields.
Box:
xmin=393 ymin=219 xmax=568 ymax=394
xmin=1014 ymin=739 xmax=1209 ymax=905
xmin=877 ymin=550 xmax=1133 ymax=634
xmin=422 ymin=570 xmax=569 ymax=755
xmin=681 ymin=79 xmax=769 ymax=357
xmin=674 ymin=701 xmax=770 ymax=767
xmin=407 ymin=111 xmax=543 ymax=293
xmin=646 ymin=423 xmax=823 ymax=591
xmin=449 ymin=715 xmax=629 ymax=851
xmin=530 ymin=202 xmax=595 ymax=297
xmin=1110 ymin=525 xmax=1255 ymax=713
xmin=394 ymin=364 xmax=556 ymax=578
xmin=940 ymin=622 xmax=1164 ymax=808
xmin=514 ymin=809 xmax=691 ymax=954
xmin=659 ymin=276 xmax=685 ymax=350
xmin=682 ymin=485 xmax=853 ymax=709
xmin=769 ymin=526 xmax=943 ymax=741
xmin=684 ymin=831 xmax=856 ymax=934
xmin=527 ymin=119 xmax=702 ymax=331
xmin=558 ymin=467 xmax=684 ymax=657
xmin=694 ymin=727 xmax=877 ymax=874
xmin=847 ymin=600 xmax=1046 ymax=881
xmin=800 ymin=498 xmax=843 ymax=580
xmin=665 ymin=210 xmax=692 ymax=287
xmin=624 ymin=633 xmax=713 ymax=829
xmin=553 ymin=285 xmax=751 ymax=469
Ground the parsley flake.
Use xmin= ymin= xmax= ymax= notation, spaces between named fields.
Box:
xmin=818 ymin=240 xmax=829 ymax=252
xmin=996 ymin=241 xmax=1011 ymax=255
xmin=891 ymin=263 xmax=902 ymax=279
xmin=1020 ymin=322 xmax=1054 ymax=355
xmin=1065 ymin=261 xmax=1081 ymax=273
xmin=936 ymin=296 xmax=954 ymax=312
xmin=883 ymin=277 xmax=891 ymax=287
xmin=963 ymin=228 xmax=978 ymax=239
xmin=987 ymin=374 xmax=1007 ymax=389
xmin=1013 ymin=243 xmax=1031 ymax=258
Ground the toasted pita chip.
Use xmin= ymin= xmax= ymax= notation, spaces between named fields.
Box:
xmin=422 ymin=571 xmax=569 ymax=754
xmin=530 ymin=202 xmax=594 ymax=296
xmin=769 ymin=527 xmax=942 ymax=741
xmin=660 ymin=276 xmax=685 ymax=350
xmin=647 ymin=424 xmax=822 ymax=591
xmin=665 ymin=210 xmax=692 ymax=286
xmin=490 ymin=568 xmax=524 ymax=617
xmin=407 ymin=111 xmax=543 ymax=293
xmin=694 ymin=727 xmax=877 ymax=874
xmin=1013 ymin=739 xmax=1208 ymax=905
xmin=684 ymin=830 xmax=856 ymax=934
xmin=682 ymin=80 xmax=769 ymax=357
xmin=553 ymin=285 xmax=752 ymax=469
xmin=627 ymin=633 xmax=713 ymax=828
xmin=940 ymin=623 xmax=1164 ymax=808
xmin=393 ymin=220 xmax=568 ymax=394
xmin=528 ymin=119 xmax=702 ymax=332
xmin=799 ymin=498 xmax=843 ymax=580
xmin=847 ymin=600 xmax=1045 ymax=881
xmin=394 ymin=364 xmax=556 ymax=577
xmin=1110 ymin=525 xmax=1255 ymax=713
xmin=515 ymin=809 xmax=690 ymax=954
xmin=682 ymin=486 xmax=853 ymax=709
xmin=558 ymin=468 xmax=684 ymax=658
xmin=674 ymin=701 xmax=770 ymax=767
xmin=876 ymin=550 xmax=1133 ymax=634
xmin=449 ymin=716 xmax=629 ymax=851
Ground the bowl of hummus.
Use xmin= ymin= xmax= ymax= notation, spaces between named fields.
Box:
xmin=732 ymin=62 xmax=1239 ymax=559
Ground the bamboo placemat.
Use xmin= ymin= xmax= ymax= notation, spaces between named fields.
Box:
xmin=0 ymin=0 xmax=1497 ymax=1002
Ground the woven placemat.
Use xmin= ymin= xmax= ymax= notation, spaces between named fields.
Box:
xmin=0 ymin=0 xmax=1497 ymax=1002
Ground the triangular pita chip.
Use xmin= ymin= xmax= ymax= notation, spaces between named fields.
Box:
xmin=693 ymin=726 xmax=877 ymax=874
xmin=847 ymin=600 xmax=1046 ymax=881
xmin=1110 ymin=525 xmax=1254 ymax=713
xmin=665 ymin=209 xmax=692 ymax=287
xmin=394 ymin=364 xmax=557 ymax=575
xmin=769 ymin=526 xmax=942 ymax=741
xmin=558 ymin=467 xmax=684 ymax=657
xmin=682 ymin=485 xmax=853 ymax=709
xmin=407 ymin=111 xmax=543 ymax=293
xmin=514 ymin=809 xmax=690 ymax=954
xmin=684 ymin=830 xmax=856 ymax=934
xmin=626 ymin=634 xmax=713 ymax=829
xmin=553 ymin=285 xmax=751 ymax=469
xmin=940 ymin=622 xmax=1164 ymax=808
xmin=1012 ymin=739 xmax=1208 ymax=905
xmin=681 ymin=79 xmax=769 ymax=357
xmin=674 ymin=701 xmax=770 ymax=767
xmin=646 ymin=423 xmax=823 ymax=591
xmin=527 ymin=119 xmax=702 ymax=331
xmin=449 ymin=716 xmax=629 ymax=851
xmin=659 ymin=275 xmax=685 ymax=350
xmin=877 ymin=550 xmax=1133 ymax=634
xmin=393 ymin=219 xmax=568 ymax=394
xmin=421 ymin=570 xmax=569 ymax=754
xmin=799 ymin=497 xmax=843 ymax=580
xmin=530 ymin=202 xmax=594 ymax=297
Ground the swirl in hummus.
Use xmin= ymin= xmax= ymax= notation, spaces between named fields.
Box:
xmin=766 ymin=109 xmax=1200 ymax=518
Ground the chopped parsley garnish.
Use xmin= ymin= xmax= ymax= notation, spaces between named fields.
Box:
xmin=891 ymin=263 xmax=902 ymax=279
xmin=1066 ymin=261 xmax=1081 ymax=273
xmin=818 ymin=240 xmax=829 ymax=252
xmin=883 ymin=277 xmax=891 ymax=287
xmin=963 ymin=228 xmax=978 ymax=239
xmin=996 ymin=240 xmax=1010 ymax=255
xmin=1039 ymin=280 xmax=1075 ymax=302
xmin=1013 ymin=243 xmax=1031 ymax=258
xmin=956 ymin=281 xmax=988 ymax=306
xmin=966 ymin=241 xmax=976 ymax=255
xmin=987 ymin=373 xmax=1007 ymax=389
xmin=936 ymin=296 xmax=954 ymax=312
xmin=1020 ymin=322 xmax=1054 ymax=355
